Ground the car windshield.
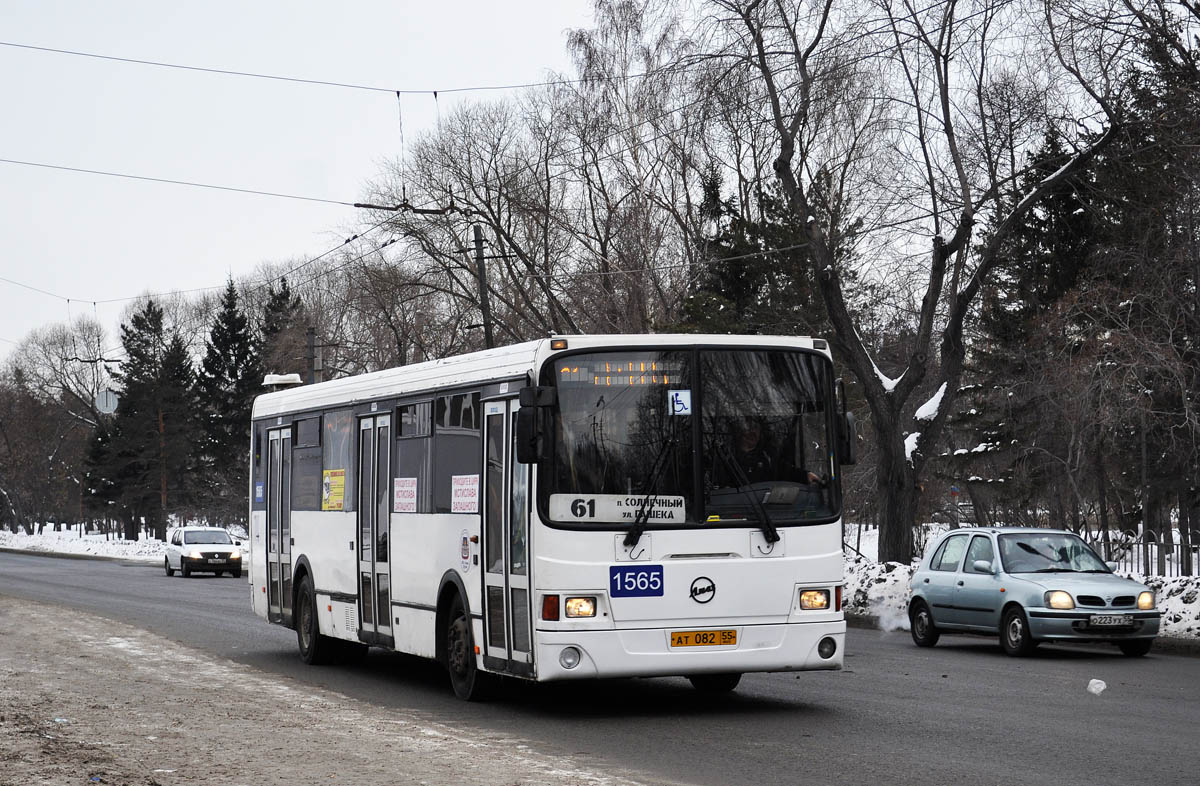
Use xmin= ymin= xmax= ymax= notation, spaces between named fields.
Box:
xmin=183 ymin=530 xmax=233 ymax=545
xmin=544 ymin=347 xmax=836 ymax=526
xmin=997 ymin=533 xmax=1108 ymax=573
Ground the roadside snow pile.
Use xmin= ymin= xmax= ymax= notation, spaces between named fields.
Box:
xmin=844 ymin=558 xmax=914 ymax=631
xmin=1145 ymin=575 xmax=1200 ymax=639
xmin=0 ymin=530 xmax=165 ymax=563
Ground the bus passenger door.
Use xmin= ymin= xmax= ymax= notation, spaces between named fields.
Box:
xmin=357 ymin=415 xmax=392 ymax=644
xmin=266 ymin=427 xmax=292 ymax=626
xmin=482 ymin=399 xmax=533 ymax=676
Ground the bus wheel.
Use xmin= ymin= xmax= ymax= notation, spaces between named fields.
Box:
xmin=446 ymin=595 xmax=490 ymax=701
xmin=296 ymin=574 xmax=333 ymax=665
xmin=688 ymin=673 xmax=742 ymax=693
xmin=164 ymin=558 xmax=174 ymax=577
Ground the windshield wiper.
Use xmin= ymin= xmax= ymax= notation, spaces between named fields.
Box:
xmin=1033 ymin=568 xmax=1078 ymax=572
xmin=623 ymin=433 xmax=678 ymax=549
xmin=713 ymin=440 xmax=779 ymax=544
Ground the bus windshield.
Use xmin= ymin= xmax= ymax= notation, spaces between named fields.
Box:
xmin=544 ymin=348 xmax=837 ymax=527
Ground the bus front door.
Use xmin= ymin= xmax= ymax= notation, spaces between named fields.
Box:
xmin=482 ymin=399 xmax=533 ymax=676
xmin=266 ymin=427 xmax=292 ymax=626
xmin=357 ymin=414 xmax=392 ymax=645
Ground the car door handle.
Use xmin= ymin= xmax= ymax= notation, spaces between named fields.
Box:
xmin=957 ymin=580 xmax=964 ymax=586
xmin=923 ymin=578 xmax=930 ymax=583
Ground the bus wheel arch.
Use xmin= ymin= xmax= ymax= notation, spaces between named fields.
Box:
xmin=435 ymin=572 xmax=471 ymax=668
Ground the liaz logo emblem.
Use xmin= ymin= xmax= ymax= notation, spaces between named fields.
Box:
xmin=689 ymin=576 xmax=716 ymax=604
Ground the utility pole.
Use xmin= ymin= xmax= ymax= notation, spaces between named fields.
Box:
xmin=473 ymin=224 xmax=495 ymax=349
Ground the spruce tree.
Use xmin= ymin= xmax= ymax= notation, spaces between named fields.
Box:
xmin=109 ymin=300 xmax=201 ymax=540
xmin=260 ymin=277 xmax=306 ymax=376
xmin=196 ymin=280 xmax=263 ymax=527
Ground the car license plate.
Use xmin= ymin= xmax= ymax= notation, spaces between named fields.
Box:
xmin=670 ymin=629 xmax=737 ymax=647
xmin=610 ymin=565 xmax=664 ymax=597
xmin=207 ymin=558 xmax=226 ymax=564
xmin=1089 ymin=614 xmax=1132 ymax=627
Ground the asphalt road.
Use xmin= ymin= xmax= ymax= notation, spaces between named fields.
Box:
xmin=2 ymin=550 xmax=1198 ymax=786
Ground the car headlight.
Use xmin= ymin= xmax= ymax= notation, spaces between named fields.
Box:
xmin=229 ymin=550 xmax=241 ymax=560
xmin=1137 ymin=591 xmax=1155 ymax=610
xmin=564 ymin=597 xmax=596 ymax=618
xmin=800 ymin=589 xmax=830 ymax=610
xmin=186 ymin=550 xmax=203 ymax=559
xmin=1045 ymin=590 xmax=1075 ymax=610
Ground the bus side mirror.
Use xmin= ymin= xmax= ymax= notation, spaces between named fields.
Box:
xmin=516 ymin=407 xmax=541 ymax=464
xmin=838 ymin=412 xmax=857 ymax=465
xmin=836 ymin=378 xmax=856 ymax=465
xmin=516 ymin=386 xmax=557 ymax=464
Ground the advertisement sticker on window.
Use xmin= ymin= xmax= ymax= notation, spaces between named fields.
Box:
xmin=451 ymin=474 xmax=479 ymax=513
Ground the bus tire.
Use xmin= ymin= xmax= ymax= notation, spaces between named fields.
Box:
xmin=446 ymin=595 xmax=490 ymax=701
xmin=688 ymin=673 xmax=741 ymax=693
xmin=296 ymin=574 xmax=333 ymax=665
xmin=164 ymin=558 xmax=174 ymax=577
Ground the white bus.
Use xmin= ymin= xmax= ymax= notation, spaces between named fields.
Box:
xmin=249 ymin=334 xmax=855 ymax=699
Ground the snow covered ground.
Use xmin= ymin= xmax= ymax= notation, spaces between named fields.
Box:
xmin=3 ymin=522 xmax=1198 ymax=640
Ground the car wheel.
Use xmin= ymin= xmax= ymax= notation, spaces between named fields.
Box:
xmin=910 ymin=601 xmax=940 ymax=647
xmin=164 ymin=558 xmax=174 ymax=577
xmin=296 ymin=574 xmax=333 ymax=665
xmin=181 ymin=562 xmax=191 ymax=578
xmin=688 ymin=673 xmax=742 ymax=693
xmin=1118 ymin=639 xmax=1153 ymax=657
xmin=445 ymin=595 xmax=491 ymax=701
xmin=1000 ymin=606 xmax=1037 ymax=656
xmin=231 ymin=568 xmax=242 ymax=579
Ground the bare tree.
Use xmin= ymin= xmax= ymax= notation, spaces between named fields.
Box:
xmin=698 ymin=0 xmax=1144 ymax=561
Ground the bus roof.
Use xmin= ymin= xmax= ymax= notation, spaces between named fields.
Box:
xmin=251 ymin=333 xmax=828 ymax=419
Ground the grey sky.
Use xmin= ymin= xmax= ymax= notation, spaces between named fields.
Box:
xmin=0 ymin=0 xmax=592 ymax=360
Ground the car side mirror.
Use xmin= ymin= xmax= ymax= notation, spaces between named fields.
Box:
xmin=1105 ymin=561 xmax=1118 ymax=572
xmin=235 ymin=540 xmax=242 ymax=547
xmin=973 ymin=559 xmax=994 ymax=574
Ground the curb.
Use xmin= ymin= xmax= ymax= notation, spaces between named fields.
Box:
xmin=0 ymin=546 xmax=159 ymax=565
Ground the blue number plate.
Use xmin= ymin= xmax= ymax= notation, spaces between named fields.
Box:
xmin=610 ymin=565 xmax=664 ymax=598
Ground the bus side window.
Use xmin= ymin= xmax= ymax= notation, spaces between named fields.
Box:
xmin=433 ymin=391 xmax=482 ymax=513
xmin=397 ymin=402 xmax=433 ymax=513
xmin=322 ymin=410 xmax=356 ymax=512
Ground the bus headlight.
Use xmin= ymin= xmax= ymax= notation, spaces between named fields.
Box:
xmin=800 ymin=590 xmax=830 ymax=610
xmin=565 ymin=597 xmax=597 ymax=618
xmin=1137 ymin=591 xmax=1155 ymax=610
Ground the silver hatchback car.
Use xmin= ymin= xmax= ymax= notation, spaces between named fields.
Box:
xmin=908 ymin=527 xmax=1160 ymax=656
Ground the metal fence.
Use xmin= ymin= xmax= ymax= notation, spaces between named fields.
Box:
xmin=1086 ymin=529 xmax=1200 ymax=578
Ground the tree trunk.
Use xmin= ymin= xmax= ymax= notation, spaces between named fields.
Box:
xmin=874 ymin=419 xmax=917 ymax=564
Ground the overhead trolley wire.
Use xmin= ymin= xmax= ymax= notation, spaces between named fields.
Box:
xmin=0 ymin=40 xmax=671 ymax=95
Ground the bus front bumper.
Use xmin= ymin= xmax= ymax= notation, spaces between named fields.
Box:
xmin=533 ymin=620 xmax=845 ymax=681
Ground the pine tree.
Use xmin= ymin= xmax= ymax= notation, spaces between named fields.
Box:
xmin=260 ymin=277 xmax=306 ymax=376
xmin=674 ymin=173 xmax=829 ymax=336
xmin=196 ymin=280 xmax=263 ymax=527
xmin=108 ymin=300 xmax=201 ymax=540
